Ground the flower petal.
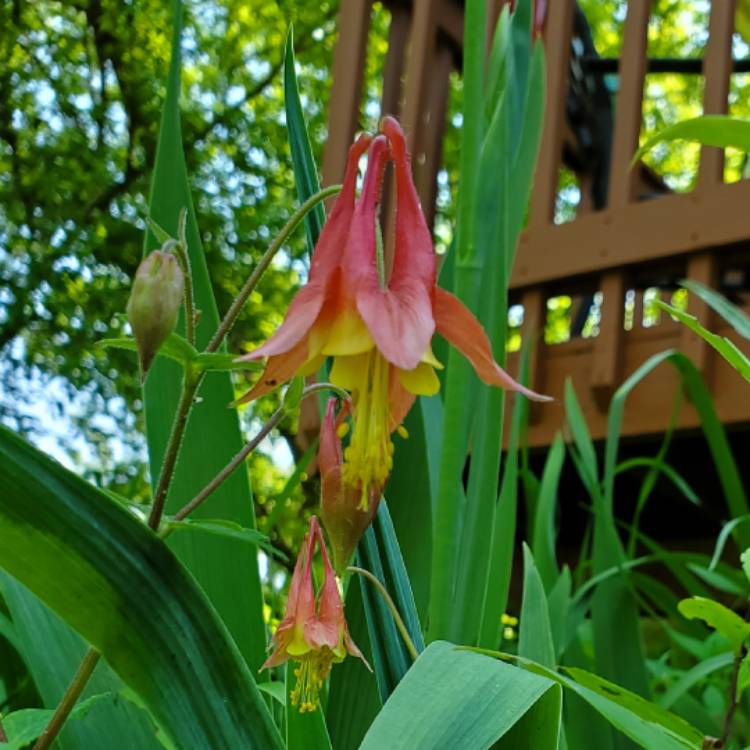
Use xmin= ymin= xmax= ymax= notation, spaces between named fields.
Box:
xmin=397 ymin=362 xmax=440 ymax=396
xmin=388 ymin=371 xmax=416 ymax=429
xmin=381 ymin=116 xmax=436 ymax=292
xmin=433 ymin=287 xmax=552 ymax=402
xmin=233 ymin=337 xmax=309 ymax=405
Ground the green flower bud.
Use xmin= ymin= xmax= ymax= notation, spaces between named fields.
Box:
xmin=126 ymin=250 xmax=184 ymax=379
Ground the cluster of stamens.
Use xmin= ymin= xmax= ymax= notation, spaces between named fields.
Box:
xmin=290 ymin=649 xmax=335 ymax=713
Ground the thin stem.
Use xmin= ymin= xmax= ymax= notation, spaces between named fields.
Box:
xmin=147 ymin=371 xmax=203 ymax=530
xmin=719 ymin=646 xmax=745 ymax=747
xmin=206 ymin=185 xmax=341 ymax=353
xmin=347 ymin=566 xmax=418 ymax=661
xmin=32 ymin=649 xmax=100 ymax=750
xmin=169 ymin=383 xmax=346 ymax=525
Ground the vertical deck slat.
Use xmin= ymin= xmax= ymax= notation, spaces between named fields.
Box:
xmin=698 ymin=0 xmax=736 ymax=188
xmin=520 ymin=288 xmax=546 ymax=423
xmin=591 ymin=271 xmax=625 ymax=409
xmin=322 ymin=0 xmax=373 ymax=186
xmin=607 ymin=0 xmax=651 ymax=206
xmin=528 ymin=0 xmax=574 ymax=229
xmin=381 ymin=4 xmax=411 ymax=118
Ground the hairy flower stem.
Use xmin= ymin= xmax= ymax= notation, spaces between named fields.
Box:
xmin=174 ymin=208 xmax=196 ymax=346
xmin=168 ymin=383 xmax=347 ymax=525
xmin=206 ymin=185 xmax=341 ymax=354
xmin=347 ymin=566 xmax=418 ymax=661
xmin=32 ymin=649 xmax=101 ymax=750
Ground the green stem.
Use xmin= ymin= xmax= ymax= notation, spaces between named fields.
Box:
xmin=0 ymin=713 xmax=7 ymax=743
xmin=32 ymin=649 xmax=101 ymax=750
xmin=206 ymin=185 xmax=341 ymax=354
xmin=347 ymin=566 xmax=419 ymax=661
xmin=720 ymin=646 xmax=745 ymax=747
xmin=147 ymin=370 xmax=203 ymax=530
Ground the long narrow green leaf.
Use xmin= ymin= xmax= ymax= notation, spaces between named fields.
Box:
xmin=633 ymin=115 xmax=750 ymax=163
xmin=656 ymin=300 xmax=750 ymax=383
xmin=429 ymin=0 xmax=488 ymax=643
xmin=141 ymin=0 xmax=266 ymax=671
xmin=357 ymin=501 xmax=424 ymax=703
xmin=532 ymin=434 xmax=565 ymax=592
xmin=284 ymin=29 xmax=324 ymax=253
xmin=360 ymin=642 xmax=561 ymax=749
xmin=0 ymin=426 xmax=282 ymax=749
xmin=659 ymin=652 xmax=734 ymax=710
xmin=519 ymin=545 xmax=557 ymax=668
xmin=285 ymin=663 xmax=332 ymax=750
xmin=679 ymin=278 xmax=750 ymax=340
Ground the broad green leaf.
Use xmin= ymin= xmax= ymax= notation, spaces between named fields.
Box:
xmin=678 ymin=597 xmax=750 ymax=652
xmin=519 ymin=545 xmax=556 ymax=668
xmin=491 ymin=653 xmax=704 ymax=750
xmin=141 ymin=0 xmax=266 ymax=671
xmin=0 ymin=426 xmax=282 ymax=749
xmin=165 ymin=518 xmax=281 ymax=558
xmin=680 ymin=279 xmax=750 ymax=341
xmin=2 ymin=693 xmax=112 ymax=750
xmin=633 ymin=115 xmax=750 ymax=163
xmin=742 ymin=548 xmax=750 ymax=583
xmin=656 ymin=300 xmax=750 ymax=383
xmin=191 ymin=351 xmax=262 ymax=372
xmin=738 ymin=651 xmax=750 ymax=700
xmin=360 ymin=641 xmax=561 ymax=749
xmin=97 ymin=332 xmax=197 ymax=366
xmin=0 ymin=576 xmax=162 ymax=750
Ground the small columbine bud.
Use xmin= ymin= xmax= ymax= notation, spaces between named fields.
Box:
xmin=261 ymin=516 xmax=368 ymax=712
xmin=126 ymin=250 xmax=184 ymax=379
xmin=319 ymin=398 xmax=380 ymax=575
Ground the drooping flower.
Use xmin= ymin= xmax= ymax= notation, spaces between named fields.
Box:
xmin=262 ymin=515 xmax=367 ymax=712
xmin=237 ymin=116 xmax=549 ymax=507
xmin=319 ymin=397 xmax=379 ymax=574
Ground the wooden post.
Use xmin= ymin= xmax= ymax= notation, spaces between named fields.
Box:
xmin=322 ymin=0 xmax=373 ymax=187
xmin=591 ymin=0 xmax=651 ymax=408
xmin=698 ymin=0 xmax=736 ymax=188
xmin=528 ymin=0 xmax=575 ymax=228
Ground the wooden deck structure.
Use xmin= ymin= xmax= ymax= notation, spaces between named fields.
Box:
xmin=322 ymin=0 xmax=750 ymax=447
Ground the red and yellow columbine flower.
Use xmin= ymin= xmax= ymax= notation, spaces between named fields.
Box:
xmin=262 ymin=515 xmax=367 ymax=712
xmin=238 ymin=116 xmax=549 ymax=506
xmin=319 ymin=397 xmax=378 ymax=574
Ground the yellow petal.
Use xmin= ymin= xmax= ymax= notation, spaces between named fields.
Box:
xmin=320 ymin=307 xmax=374 ymax=356
xmin=330 ymin=353 xmax=368 ymax=391
xmin=421 ymin=345 xmax=443 ymax=370
xmin=397 ymin=362 xmax=441 ymax=396
xmin=297 ymin=353 xmax=326 ymax=377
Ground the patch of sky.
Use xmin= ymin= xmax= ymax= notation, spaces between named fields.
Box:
xmin=226 ymin=84 xmax=246 ymax=107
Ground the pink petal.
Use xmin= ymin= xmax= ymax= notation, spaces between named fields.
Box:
xmin=433 ymin=287 xmax=552 ymax=402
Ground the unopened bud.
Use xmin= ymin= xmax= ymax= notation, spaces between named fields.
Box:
xmin=126 ymin=250 xmax=184 ymax=379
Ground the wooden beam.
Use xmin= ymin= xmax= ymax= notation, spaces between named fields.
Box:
xmin=513 ymin=178 xmax=750 ymax=288
xmin=591 ymin=271 xmax=625 ymax=410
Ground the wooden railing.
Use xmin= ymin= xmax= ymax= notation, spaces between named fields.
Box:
xmin=323 ymin=0 xmax=750 ymax=446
